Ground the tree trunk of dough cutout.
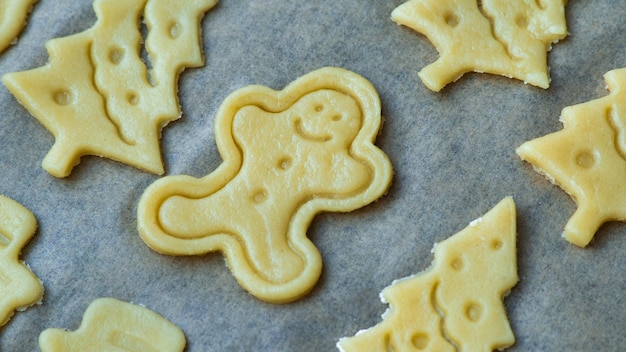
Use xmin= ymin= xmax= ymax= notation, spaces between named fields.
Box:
xmin=137 ymin=67 xmax=394 ymax=304
xmin=39 ymin=297 xmax=186 ymax=352
xmin=337 ymin=197 xmax=518 ymax=352
xmin=2 ymin=0 xmax=217 ymax=178
xmin=0 ymin=194 xmax=43 ymax=328
xmin=391 ymin=0 xmax=568 ymax=92
xmin=518 ymin=67 xmax=626 ymax=247
xmin=0 ymin=0 xmax=37 ymax=53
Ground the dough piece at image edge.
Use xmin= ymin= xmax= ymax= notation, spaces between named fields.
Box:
xmin=0 ymin=194 xmax=43 ymax=328
xmin=0 ymin=0 xmax=38 ymax=53
xmin=338 ymin=197 xmax=518 ymax=351
xmin=518 ymin=67 xmax=626 ymax=247
xmin=2 ymin=0 xmax=217 ymax=178
xmin=391 ymin=0 xmax=568 ymax=92
xmin=137 ymin=66 xmax=393 ymax=304
xmin=39 ymin=297 xmax=186 ymax=352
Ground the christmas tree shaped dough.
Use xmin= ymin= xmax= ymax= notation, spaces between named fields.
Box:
xmin=518 ymin=68 xmax=626 ymax=247
xmin=338 ymin=197 xmax=518 ymax=351
xmin=2 ymin=0 xmax=217 ymax=177
xmin=137 ymin=67 xmax=393 ymax=304
xmin=39 ymin=298 xmax=186 ymax=352
xmin=391 ymin=0 xmax=568 ymax=91
xmin=0 ymin=194 xmax=42 ymax=328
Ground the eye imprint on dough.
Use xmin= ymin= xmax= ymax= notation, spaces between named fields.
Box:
xmin=383 ymin=334 xmax=395 ymax=351
xmin=491 ymin=238 xmax=503 ymax=250
xmin=252 ymin=189 xmax=268 ymax=204
xmin=127 ymin=92 xmax=139 ymax=105
xmin=515 ymin=14 xmax=529 ymax=28
xmin=575 ymin=151 xmax=596 ymax=169
xmin=168 ymin=22 xmax=181 ymax=39
xmin=53 ymin=89 xmax=72 ymax=105
xmin=277 ymin=157 xmax=292 ymax=171
xmin=109 ymin=47 xmax=125 ymax=65
xmin=444 ymin=12 xmax=459 ymax=27
xmin=465 ymin=302 xmax=482 ymax=322
xmin=411 ymin=333 xmax=430 ymax=349
xmin=450 ymin=257 xmax=463 ymax=271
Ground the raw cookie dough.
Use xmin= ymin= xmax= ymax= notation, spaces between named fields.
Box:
xmin=39 ymin=297 xmax=186 ymax=352
xmin=2 ymin=0 xmax=217 ymax=177
xmin=0 ymin=0 xmax=37 ymax=53
xmin=337 ymin=197 xmax=518 ymax=351
xmin=137 ymin=67 xmax=393 ymax=304
xmin=0 ymin=194 xmax=42 ymax=328
xmin=518 ymin=68 xmax=626 ymax=247
xmin=391 ymin=0 xmax=568 ymax=91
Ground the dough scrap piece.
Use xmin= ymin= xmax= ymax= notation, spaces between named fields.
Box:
xmin=0 ymin=194 xmax=43 ymax=328
xmin=2 ymin=0 xmax=217 ymax=178
xmin=0 ymin=0 xmax=37 ymax=53
xmin=391 ymin=0 xmax=568 ymax=92
xmin=137 ymin=67 xmax=393 ymax=304
xmin=39 ymin=297 xmax=186 ymax=352
xmin=517 ymin=68 xmax=626 ymax=247
xmin=337 ymin=197 xmax=518 ymax=351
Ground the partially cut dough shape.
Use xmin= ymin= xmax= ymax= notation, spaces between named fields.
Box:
xmin=0 ymin=0 xmax=37 ymax=53
xmin=137 ymin=67 xmax=393 ymax=304
xmin=0 ymin=194 xmax=42 ymax=328
xmin=518 ymin=68 xmax=626 ymax=247
xmin=2 ymin=0 xmax=217 ymax=177
xmin=391 ymin=0 xmax=568 ymax=91
xmin=39 ymin=298 xmax=186 ymax=352
xmin=338 ymin=197 xmax=518 ymax=351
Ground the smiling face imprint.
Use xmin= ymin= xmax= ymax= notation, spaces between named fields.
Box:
xmin=290 ymin=89 xmax=362 ymax=146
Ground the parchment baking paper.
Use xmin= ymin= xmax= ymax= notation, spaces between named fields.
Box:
xmin=0 ymin=1 xmax=624 ymax=351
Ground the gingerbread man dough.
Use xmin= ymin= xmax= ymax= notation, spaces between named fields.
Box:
xmin=138 ymin=67 xmax=393 ymax=303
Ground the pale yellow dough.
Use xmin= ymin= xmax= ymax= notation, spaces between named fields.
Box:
xmin=39 ymin=297 xmax=186 ymax=352
xmin=337 ymin=197 xmax=518 ymax=351
xmin=2 ymin=0 xmax=217 ymax=177
xmin=137 ymin=67 xmax=393 ymax=304
xmin=518 ymin=68 xmax=626 ymax=247
xmin=0 ymin=194 xmax=42 ymax=328
xmin=391 ymin=0 xmax=568 ymax=91
xmin=0 ymin=0 xmax=37 ymax=53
